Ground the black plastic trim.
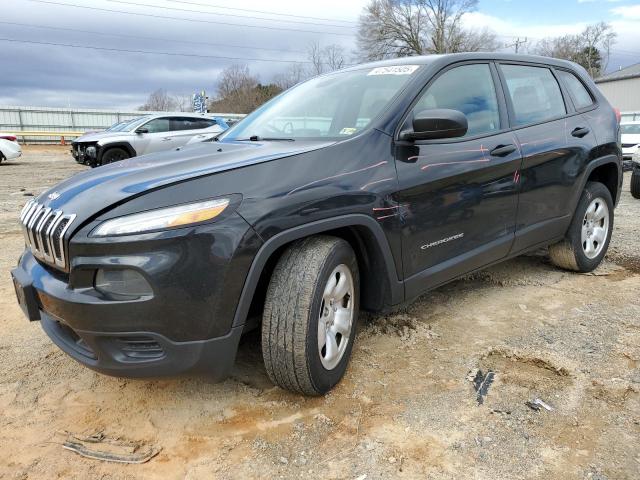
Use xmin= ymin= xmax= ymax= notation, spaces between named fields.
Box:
xmin=232 ymin=214 xmax=404 ymax=328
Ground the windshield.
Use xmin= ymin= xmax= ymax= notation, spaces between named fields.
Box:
xmin=116 ymin=116 xmax=149 ymax=132
xmin=219 ymin=65 xmax=421 ymax=141
xmin=621 ymin=124 xmax=640 ymax=135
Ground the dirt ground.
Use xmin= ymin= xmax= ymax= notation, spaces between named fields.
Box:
xmin=0 ymin=146 xmax=639 ymax=480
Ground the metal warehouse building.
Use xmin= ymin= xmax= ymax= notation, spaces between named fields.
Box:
xmin=595 ymin=63 xmax=640 ymax=122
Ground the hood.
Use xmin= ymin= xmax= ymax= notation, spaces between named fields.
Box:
xmin=74 ymin=131 xmax=133 ymax=143
xmin=37 ymin=139 xmax=334 ymax=227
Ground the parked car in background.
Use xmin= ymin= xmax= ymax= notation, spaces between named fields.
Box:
xmin=632 ymin=150 xmax=640 ymax=198
xmin=621 ymin=121 xmax=640 ymax=170
xmin=71 ymin=114 xmax=229 ymax=167
xmin=12 ymin=54 xmax=622 ymax=395
xmin=0 ymin=134 xmax=22 ymax=163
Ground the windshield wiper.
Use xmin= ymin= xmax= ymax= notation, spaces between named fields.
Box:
xmin=235 ymin=135 xmax=295 ymax=142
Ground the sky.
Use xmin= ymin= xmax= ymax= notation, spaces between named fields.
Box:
xmin=1 ymin=0 xmax=640 ymax=110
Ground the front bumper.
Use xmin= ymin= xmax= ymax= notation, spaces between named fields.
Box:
xmin=11 ymin=213 xmax=261 ymax=378
xmin=40 ymin=312 xmax=243 ymax=378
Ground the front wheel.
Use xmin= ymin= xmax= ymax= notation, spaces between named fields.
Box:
xmin=261 ymin=236 xmax=359 ymax=395
xmin=549 ymin=181 xmax=613 ymax=272
xmin=101 ymin=147 xmax=130 ymax=166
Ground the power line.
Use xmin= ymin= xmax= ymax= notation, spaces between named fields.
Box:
xmin=0 ymin=20 xmax=308 ymax=54
xmin=0 ymin=37 xmax=316 ymax=63
xmin=105 ymin=0 xmax=356 ymax=29
xmin=163 ymin=0 xmax=358 ymax=24
xmin=27 ymin=0 xmax=356 ymax=37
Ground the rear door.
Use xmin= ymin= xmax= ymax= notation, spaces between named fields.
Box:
xmin=498 ymin=63 xmax=597 ymax=253
xmin=167 ymin=117 xmax=218 ymax=147
xmin=394 ymin=62 xmax=522 ymax=294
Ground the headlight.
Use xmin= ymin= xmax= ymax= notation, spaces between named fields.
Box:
xmin=92 ymin=198 xmax=230 ymax=236
xmin=86 ymin=146 xmax=97 ymax=157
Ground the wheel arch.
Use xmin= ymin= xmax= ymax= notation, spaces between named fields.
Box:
xmin=232 ymin=214 xmax=404 ymax=329
xmin=586 ymin=158 xmax=621 ymax=206
xmin=97 ymin=142 xmax=136 ymax=163
xmin=570 ymin=155 xmax=622 ymax=213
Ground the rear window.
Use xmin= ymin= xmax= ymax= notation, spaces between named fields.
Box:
xmin=557 ymin=70 xmax=594 ymax=110
xmin=500 ymin=65 xmax=566 ymax=126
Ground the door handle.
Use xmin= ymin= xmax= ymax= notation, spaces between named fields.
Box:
xmin=571 ymin=127 xmax=590 ymax=138
xmin=161 ymin=137 xmax=172 ymax=141
xmin=489 ymin=144 xmax=517 ymax=157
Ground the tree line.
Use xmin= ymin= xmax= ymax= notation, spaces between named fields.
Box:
xmin=139 ymin=0 xmax=617 ymax=114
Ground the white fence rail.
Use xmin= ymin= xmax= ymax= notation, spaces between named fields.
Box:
xmin=0 ymin=106 xmax=245 ymax=143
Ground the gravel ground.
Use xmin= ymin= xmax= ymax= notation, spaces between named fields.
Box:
xmin=0 ymin=146 xmax=639 ymax=479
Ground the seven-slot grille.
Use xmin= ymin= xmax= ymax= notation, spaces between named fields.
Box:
xmin=19 ymin=200 xmax=76 ymax=270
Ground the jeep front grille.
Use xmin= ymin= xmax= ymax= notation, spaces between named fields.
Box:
xmin=20 ymin=200 xmax=76 ymax=270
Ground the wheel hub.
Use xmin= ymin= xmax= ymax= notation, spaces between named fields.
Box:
xmin=581 ymin=197 xmax=609 ymax=260
xmin=317 ymin=264 xmax=354 ymax=370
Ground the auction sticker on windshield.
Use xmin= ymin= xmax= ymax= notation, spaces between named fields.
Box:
xmin=367 ymin=65 xmax=420 ymax=76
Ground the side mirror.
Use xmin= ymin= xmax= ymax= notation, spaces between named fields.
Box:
xmin=401 ymin=109 xmax=468 ymax=141
xmin=135 ymin=127 xmax=149 ymax=134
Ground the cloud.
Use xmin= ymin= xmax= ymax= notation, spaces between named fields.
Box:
xmin=611 ymin=5 xmax=640 ymax=19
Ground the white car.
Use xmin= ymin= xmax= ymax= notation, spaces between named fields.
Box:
xmin=0 ymin=135 xmax=22 ymax=163
xmin=621 ymin=121 xmax=640 ymax=169
xmin=71 ymin=114 xmax=229 ymax=167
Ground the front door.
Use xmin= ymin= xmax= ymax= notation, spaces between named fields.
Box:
xmin=394 ymin=63 xmax=521 ymax=296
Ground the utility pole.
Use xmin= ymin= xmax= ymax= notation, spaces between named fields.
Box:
xmin=505 ymin=37 xmax=528 ymax=54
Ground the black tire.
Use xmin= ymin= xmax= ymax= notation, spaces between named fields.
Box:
xmin=262 ymin=236 xmax=360 ymax=395
xmin=101 ymin=147 xmax=130 ymax=165
xmin=549 ymin=181 xmax=614 ymax=272
xmin=631 ymin=168 xmax=640 ymax=199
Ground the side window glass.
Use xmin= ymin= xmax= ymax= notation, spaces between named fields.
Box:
xmin=411 ymin=64 xmax=500 ymax=137
xmin=557 ymin=70 xmax=594 ymax=110
xmin=500 ymin=65 xmax=566 ymax=126
xmin=144 ymin=118 xmax=170 ymax=133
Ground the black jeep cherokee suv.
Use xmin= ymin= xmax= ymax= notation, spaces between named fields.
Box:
xmin=11 ymin=54 xmax=622 ymax=395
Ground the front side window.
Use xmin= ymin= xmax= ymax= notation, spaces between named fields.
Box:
xmin=220 ymin=66 xmax=421 ymax=141
xmin=557 ymin=70 xmax=594 ymax=110
xmin=501 ymin=65 xmax=566 ymax=126
xmin=411 ymin=64 xmax=500 ymax=137
xmin=144 ymin=118 xmax=170 ymax=133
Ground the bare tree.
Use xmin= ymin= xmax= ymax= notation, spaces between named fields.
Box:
xmin=307 ymin=41 xmax=325 ymax=76
xmin=273 ymin=63 xmax=307 ymax=90
xmin=209 ymin=64 xmax=282 ymax=114
xmin=535 ymin=22 xmax=616 ymax=77
xmin=138 ymin=88 xmax=177 ymax=111
xmin=323 ymin=44 xmax=346 ymax=71
xmin=173 ymin=94 xmax=193 ymax=112
xmin=356 ymin=0 xmax=498 ymax=61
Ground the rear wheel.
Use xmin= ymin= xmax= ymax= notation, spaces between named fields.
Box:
xmin=101 ymin=147 xmax=130 ymax=166
xmin=0 ymin=152 xmax=4 ymax=164
xmin=261 ymin=236 xmax=359 ymax=395
xmin=549 ymin=181 xmax=613 ymax=272
xmin=631 ymin=167 xmax=640 ymax=199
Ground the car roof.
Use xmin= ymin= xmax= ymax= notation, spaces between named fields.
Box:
xmin=141 ymin=113 xmax=215 ymax=120
xmin=341 ymin=52 xmax=579 ymax=72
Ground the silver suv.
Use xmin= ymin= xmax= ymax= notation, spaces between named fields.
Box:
xmin=71 ymin=113 xmax=228 ymax=167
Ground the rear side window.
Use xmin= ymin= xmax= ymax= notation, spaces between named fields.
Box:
xmin=170 ymin=118 xmax=215 ymax=131
xmin=557 ymin=70 xmax=594 ymax=110
xmin=412 ymin=63 xmax=500 ymax=137
xmin=500 ymin=65 xmax=566 ymax=126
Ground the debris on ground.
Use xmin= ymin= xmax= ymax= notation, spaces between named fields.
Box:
xmin=472 ymin=369 xmax=495 ymax=405
xmin=525 ymin=398 xmax=554 ymax=412
xmin=62 ymin=432 xmax=160 ymax=464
